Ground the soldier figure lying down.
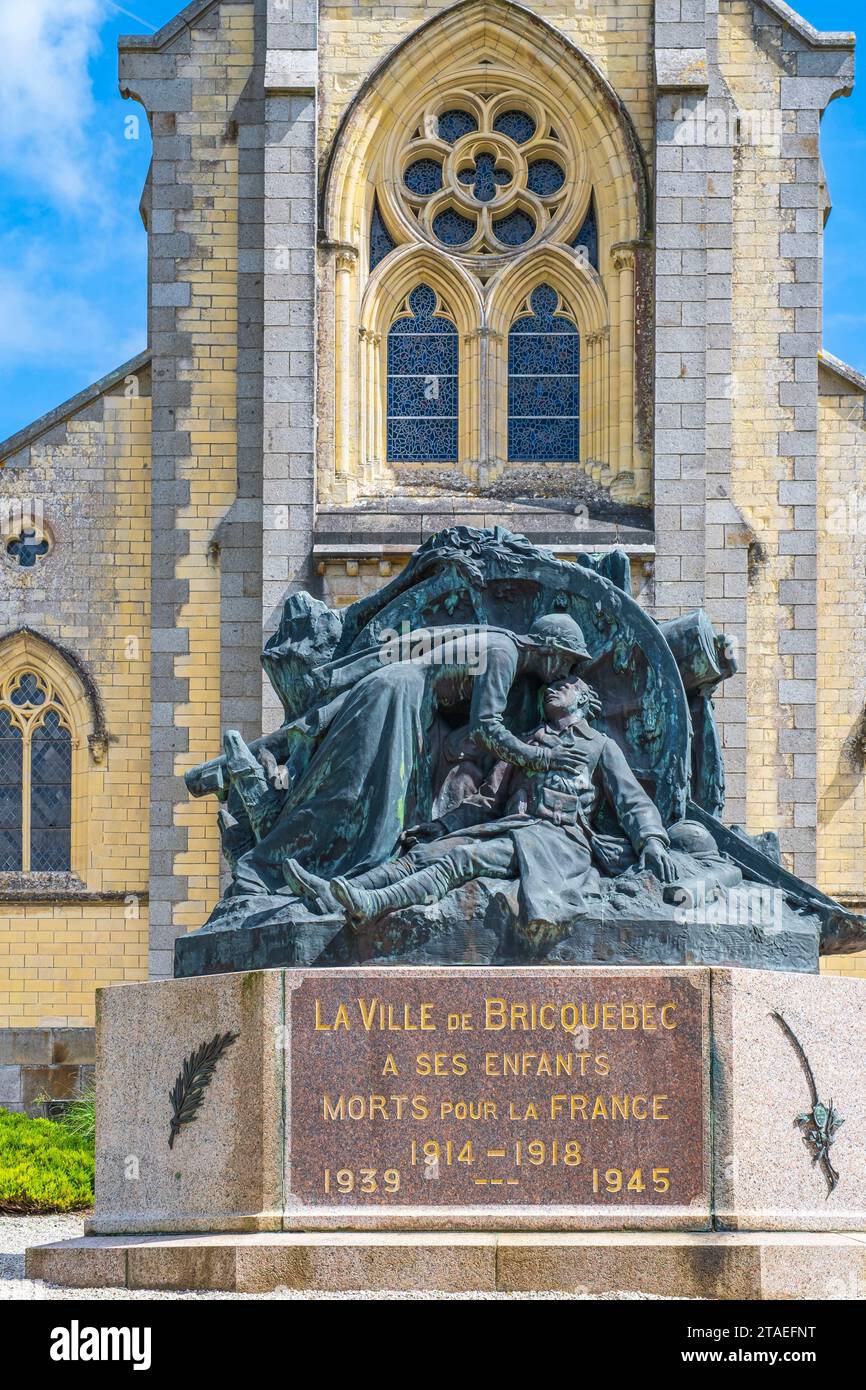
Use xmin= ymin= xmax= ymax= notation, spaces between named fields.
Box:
xmin=287 ymin=672 xmax=732 ymax=948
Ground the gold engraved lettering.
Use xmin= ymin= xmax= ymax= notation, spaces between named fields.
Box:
xmin=549 ymin=1093 xmax=670 ymax=1122
xmin=356 ymin=998 xmax=436 ymax=1032
xmin=440 ymin=1099 xmax=498 ymax=1121
xmin=483 ymin=998 xmax=679 ymax=1034
xmin=314 ymin=1000 xmax=350 ymax=1031
xmin=415 ymin=1052 xmax=468 ymax=1076
xmin=485 ymin=1051 xmax=610 ymax=1078
xmin=321 ymin=1093 xmax=430 ymax=1121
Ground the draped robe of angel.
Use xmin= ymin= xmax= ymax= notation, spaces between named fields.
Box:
xmin=227 ymin=626 xmax=577 ymax=898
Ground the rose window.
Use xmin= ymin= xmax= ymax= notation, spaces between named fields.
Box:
xmin=397 ymin=93 xmax=576 ymax=257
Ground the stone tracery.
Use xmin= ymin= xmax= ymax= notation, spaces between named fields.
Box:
xmin=392 ymin=88 xmax=576 ymax=258
xmin=322 ymin=0 xmax=650 ymax=497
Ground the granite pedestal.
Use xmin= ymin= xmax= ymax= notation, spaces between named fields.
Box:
xmin=27 ymin=965 xmax=866 ymax=1296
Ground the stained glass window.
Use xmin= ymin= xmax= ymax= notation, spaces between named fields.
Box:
xmin=457 ymin=152 xmax=510 ymax=202
xmin=432 ymin=208 xmax=476 ymax=246
xmin=492 ymin=210 xmax=535 ymax=246
xmin=6 ymin=528 xmax=49 ymax=568
xmin=526 ymin=159 xmax=565 ymax=197
xmin=438 ymin=109 xmax=477 ymax=143
xmin=11 ymin=672 xmax=45 ymax=706
xmin=387 ymin=285 xmax=458 ymax=462
xmin=404 ymin=158 xmax=443 ymax=197
xmin=508 ymin=283 xmax=580 ymax=462
xmin=572 ymin=195 xmax=599 ymax=271
xmin=30 ymin=710 xmax=72 ymax=872
xmin=492 ymin=109 xmax=536 ymax=144
xmin=369 ymin=91 xmax=604 ymax=468
xmin=0 ymin=709 xmax=22 ymax=871
xmin=370 ymin=198 xmax=396 ymax=271
xmin=0 ymin=669 xmax=73 ymax=873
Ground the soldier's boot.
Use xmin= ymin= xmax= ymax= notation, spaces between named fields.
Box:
xmin=283 ymin=858 xmax=341 ymax=915
xmin=332 ymin=859 xmax=463 ymax=926
xmin=285 ymin=854 xmax=417 ymax=915
xmin=344 ymin=858 xmax=417 ymax=891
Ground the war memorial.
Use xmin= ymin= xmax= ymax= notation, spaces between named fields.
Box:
xmin=27 ymin=527 xmax=866 ymax=1297
xmin=2 ymin=0 xmax=865 ymax=1314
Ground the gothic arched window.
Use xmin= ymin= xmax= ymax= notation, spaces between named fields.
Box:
xmin=0 ymin=668 xmax=72 ymax=872
xmin=327 ymin=9 xmax=650 ymax=493
xmin=386 ymin=284 xmax=459 ymax=462
xmin=508 ymin=284 xmax=580 ymax=462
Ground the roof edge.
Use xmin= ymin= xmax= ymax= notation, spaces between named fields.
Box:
xmin=0 ymin=349 xmax=151 ymax=464
xmin=747 ymin=0 xmax=856 ymax=50
xmin=118 ymin=0 xmax=222 ymax=53
xmin=819 ymin=348 xmax=866 ymax=393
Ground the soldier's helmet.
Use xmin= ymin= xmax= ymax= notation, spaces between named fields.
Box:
xmin=527 ymin=613 xmax=591 ymax=664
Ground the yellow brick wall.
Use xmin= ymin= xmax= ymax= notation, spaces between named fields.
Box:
xmin=167 ymin=4 xmax=254 ymax=933
xmin=0 ymin=387 xmax=151 ymax=1026
xmin=0 ymin=901 xmax=148 ymax=1029
xmin=817 ymin=366 xmax=866 ymax=979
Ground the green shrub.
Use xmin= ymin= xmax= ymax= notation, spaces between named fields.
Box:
xmin=0 ymin=1108 xmax=95 ymax=1214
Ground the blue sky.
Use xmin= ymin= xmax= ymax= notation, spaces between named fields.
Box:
xmin=0 ymin=0 xmax=864 ymax=441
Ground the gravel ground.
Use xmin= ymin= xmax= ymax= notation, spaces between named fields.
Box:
xmin=1 ymin=1213 xmax=675 ymax=1301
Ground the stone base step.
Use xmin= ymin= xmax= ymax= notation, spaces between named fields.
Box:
xmin=26 ymin=1231 xmax=866 ymax=1298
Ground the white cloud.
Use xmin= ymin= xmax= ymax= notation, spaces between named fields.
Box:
xmin=0 ymin=0 xmax=109 ymax=206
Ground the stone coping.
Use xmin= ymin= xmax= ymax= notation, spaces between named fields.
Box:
xmin=0 ymin=873 xmax=147 ymax=905
xmin=26 ymin=1231 xmax=866 ymax=1298
xmin=0 ymin=350 xmax=151 ymax=462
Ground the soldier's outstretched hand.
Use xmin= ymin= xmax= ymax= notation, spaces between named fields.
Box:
xmin=639 ymin=837 xmax=677 ymax=883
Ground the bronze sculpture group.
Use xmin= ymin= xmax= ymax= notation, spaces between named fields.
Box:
xmin=179 ymin=527 xmax=865 ymax=973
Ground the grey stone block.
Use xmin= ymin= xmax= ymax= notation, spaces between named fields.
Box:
xmin=0 ymin=1065 xmax=22 ymax=1104
xmin=779 ymin=679 xmax=815 ymax=704
xmin=52 ymin=1029 xmax=96 ymax=1065
xmin=781 ymin=76 xmax=852 ymax=110
xmin=152 ymin=283 xmax=191 ymax=308
xmin=0 ymin=1029 xmax=53 ymax=1064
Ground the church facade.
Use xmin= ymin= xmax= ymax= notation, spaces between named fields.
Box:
xmin=1 ymin=0 xmax=865 ymax=1096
